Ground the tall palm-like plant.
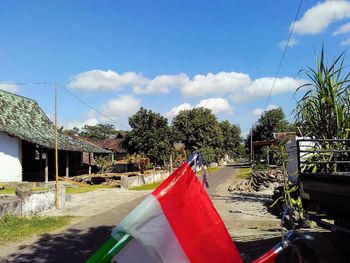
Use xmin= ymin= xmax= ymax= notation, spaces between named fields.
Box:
xmin=294 ymin=48 xmax=350 ymax=139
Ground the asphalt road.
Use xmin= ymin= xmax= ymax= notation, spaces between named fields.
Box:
xmin=2 ymin=166 xmax=234 ymax=263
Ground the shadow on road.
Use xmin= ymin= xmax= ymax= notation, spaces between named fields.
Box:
xmin=5 ymin=226 xmax=113 ymax=263
xmin=236 ymin=231 xmax=349 ymax=263
xmin=225 ymin=163 xmax=251 ymax=168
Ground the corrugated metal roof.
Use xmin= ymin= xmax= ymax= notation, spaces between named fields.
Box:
xmin=0 ymin=89 xmax=110 ymax=153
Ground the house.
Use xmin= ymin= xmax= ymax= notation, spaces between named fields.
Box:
xmin=89 ymin=133 xmax=128 ymax=161
xmin=251 ymin=132 xmax=296 ymax=162
xmin=0 ymin=89 xmax=110 ymax=182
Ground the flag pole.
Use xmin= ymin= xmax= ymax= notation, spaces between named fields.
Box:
xmin=55 ymin=82 xmax=59 ymax=209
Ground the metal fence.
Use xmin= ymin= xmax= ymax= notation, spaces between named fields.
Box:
xmin=296 ymin=139 xmax=350 ymax=177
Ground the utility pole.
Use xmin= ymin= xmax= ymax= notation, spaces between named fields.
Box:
xmin=54 ymin=83 xmax=59 ymax=209
xmin=250 ymin=128 xmax=253 ymax=169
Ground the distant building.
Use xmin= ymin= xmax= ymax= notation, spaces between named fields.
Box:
xmin=0 ymin=89 xmax=109 ymax=182
xmin=88 ymin=132 xmax=128 ymax=161
xmin=251 ymin=132 xmax=297 ymax=162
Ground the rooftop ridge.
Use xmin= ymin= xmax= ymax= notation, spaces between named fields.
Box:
xmin=0 ymin=88 xmax=37 ymax=103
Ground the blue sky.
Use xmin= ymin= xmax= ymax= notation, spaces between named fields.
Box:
xmin=1 ymin=0 xmax=350 ymax=134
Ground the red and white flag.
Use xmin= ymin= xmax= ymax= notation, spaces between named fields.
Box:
xmin=110 ymin=162 xmax=243 ymax=262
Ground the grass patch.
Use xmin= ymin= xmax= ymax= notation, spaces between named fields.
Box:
xmin=66 ymin=184 xmax=113 ymax=194
xmin=236 ymin=167 xmax=252 ymax=179
xmin=0 ymin=187 xmax=50 ymax=195
xmin=0 ymin=188 xmax=15 ymax=195
xmin=205 ymin=167 xmax=219 ymax=173
xmin=0 ymin=214 xmax=73 ymax=245
xmin=196 ymin=166 xmax=220 ymax=175
xmin=130 ymin=181 xmax=163 ymax=191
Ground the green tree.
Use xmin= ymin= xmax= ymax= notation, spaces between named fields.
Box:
xmin=172 ymin=107 xmax=224 ymax=162
xmin=62 ymin=127 xmax=79 ymax=137
xmin=219 ymin=120 xmax=242 ymax=158
xmin=122 ymin=107 xmax=172 ymax=165
xmin=251 ymin=108 xmax=289 ymax=142
xmin=245 ymin=108 xmax=296 ymax=159
xmin=79 ymin=124 xmax=117 ymax=140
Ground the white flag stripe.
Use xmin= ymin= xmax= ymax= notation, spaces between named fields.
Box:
xmin=112 ymin=238 xmax=154 ymax=263
xmin=112 ymin=195 xmax=190 ymax=263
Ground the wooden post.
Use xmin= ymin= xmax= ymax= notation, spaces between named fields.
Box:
xmin=45 ymin=150 xmax=48 ymax=183
xmin=39 ymin=153 xmax=43 ymax=181
xmin=170 ymin=154 xmax=173 ymax=173
xmin=296 ymin=140 xmax=301 ymax=176
xmin=250 ymin=130 xmax=253 ymax=168
xmin=88 ymin=152 xmax=92 ymax=175
xmin=65 ymin=152 xmax=69 ymax=178
xmin=54 ymin=83 xmax=59 ymax=209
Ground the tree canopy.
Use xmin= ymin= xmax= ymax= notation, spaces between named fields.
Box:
xmin=122 ymin=107 xmax=172 ymax=165
xmin=219 ymin=120 xmax=242 ymax=157
xmin=172 ymin=107 xmax=224 ymax=162
xmin=62 ymin=107 xmax=244 ymax=165
xmin=251 ymin=108 xmax=290 ymax=141
xmin=79 ymin=124 xmax=117 ymax=140
xmin=62 ymin=124 xmax=120 ymax=140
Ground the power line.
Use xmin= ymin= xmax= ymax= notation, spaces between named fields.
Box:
xmin=264 ymin=0 xmax=303 ymax=110
xmin=0 ymin=82 xmax=53 ymax=85
xmin=56 ymin=83 xmax=130 ymax=129
xmin=0 ymin=81 xmax=129 ymax=129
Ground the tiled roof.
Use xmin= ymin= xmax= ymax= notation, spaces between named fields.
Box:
xmin=93 ymin=139 xmax=126 ymax=153
xmin=273 ymin=132 xmax=296 ymax=141
xmin=80 ymin=137 xmax=126 ymax=153
xmin=0 ymin=89 xmax=110 ymax=153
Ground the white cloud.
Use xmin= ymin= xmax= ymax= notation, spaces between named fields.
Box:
xmin=180 ymin=72 xmax=304 ymax=101
xmin=293 ymin=0 xmax=350 ymax=35
xmin=101 ymin=95 xmax=140 ymax=122
xmin=181 ymin=72 xmax=251 ymax=97
xmin=341 ymin=37 xmax=350 ymax=45
xmin=133 ymin=74 xmax=188 ymax=94
xmin=333 ymin=21 xmax=350 ymax=35
xmin=164 ymin=103 xmax=193 ymax=119
xmin=230 ymin=77 xmax=306 ymax=102
xmin=196 ymin=98 xmax=233 ymax=114
xmin=0 ymin=83 xmax=20 ymax=93
xmin=69 ymin=69 xmax=304 ymax=101
xmin=66 ymin=118 xmax=99 ymax=129
xmin=63 ymin=96 xmax=140 ymax=130
xmin=252 ymin=104 xmax=279 ymax=117
xmin=165 ymin=98 xmax=233 ymax=119
xmin=278 ymin=38 xmax=298 ymax=49
xmin=69 ymin=70 xmax=147 ymax=91
xmin=69 ymin=70 xmax=187 ymax=94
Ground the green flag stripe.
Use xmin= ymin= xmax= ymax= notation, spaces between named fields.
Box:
xmin=86 ymin=234 xmax=133 ymax=263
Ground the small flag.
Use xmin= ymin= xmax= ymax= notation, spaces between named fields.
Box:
xmin=88 ymin=162 xmax=243 ymax=263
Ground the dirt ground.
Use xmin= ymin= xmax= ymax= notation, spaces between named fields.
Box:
xmin=208 ymin=167 xmax=281 ymax=262
xmin=1 ymin=165 xmax=349 ymax=262
xmin=210 ymin=165 xmax=349 ymax=263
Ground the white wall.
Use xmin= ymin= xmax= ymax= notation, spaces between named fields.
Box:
xmin=0 ymin=132 xmax=22 ymax=182
xmin=286 ymin=137 xmax=315 ymax=183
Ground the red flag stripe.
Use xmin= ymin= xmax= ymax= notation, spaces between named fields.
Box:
xmin=152 ymin=163 xmax=243 ymax=263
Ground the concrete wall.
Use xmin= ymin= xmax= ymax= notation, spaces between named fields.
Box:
xmin=0 ymin=186 xmax=66 ymax=217
xmin=0 ymin=196 xmax=21 ymax=217
xmin=121 ymin=171 xmax=170 ymax=189
xmin=0 ymin=132 xmax=22 ymax=182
